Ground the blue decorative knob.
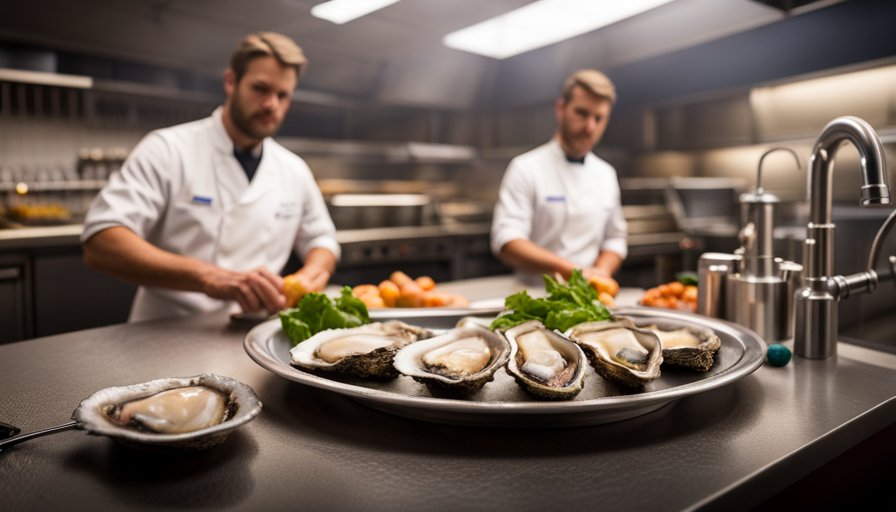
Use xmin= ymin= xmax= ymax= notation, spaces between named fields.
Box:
xmin=767 ymin=344 xmax=792 ymax=367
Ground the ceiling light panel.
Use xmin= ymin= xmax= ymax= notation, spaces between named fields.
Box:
xmin=443 ymin=0 xmax=677 ymax=59
xmin=311 ymin=0 xmax=402 ymax=25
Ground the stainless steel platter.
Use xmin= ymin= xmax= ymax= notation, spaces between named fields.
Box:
xmin=244 ymin=306 xmax=766 ymax=428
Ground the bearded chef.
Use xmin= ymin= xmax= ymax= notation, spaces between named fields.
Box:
xmin=491 ymin=69 xmax=627 ymax=287
xmin=81 ymin=32 xmax=339 ymax=321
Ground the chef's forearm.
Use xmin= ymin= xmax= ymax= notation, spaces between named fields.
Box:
xmin=498 ymin=239 xmax=577 ymax=278
xmin=82 ymin=226 xmax=217 ymax=292
xmin=593 ymin=250 xmax=623 ymax=276
xmin=301 ymin=247 xmax=336 ymax=276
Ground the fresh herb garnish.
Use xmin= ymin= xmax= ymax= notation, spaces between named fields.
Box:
xmin=279 ymin=286 xmax=370 ymax=346
xmin=489 ymin=269 xmax=611 ymax=332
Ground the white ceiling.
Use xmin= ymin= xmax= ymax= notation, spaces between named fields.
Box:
xmin=0 ymin=0 xmax=835 ymax=108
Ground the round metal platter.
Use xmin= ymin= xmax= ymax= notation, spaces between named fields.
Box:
xmin=244 ymin=307 xmax=766 ymax=428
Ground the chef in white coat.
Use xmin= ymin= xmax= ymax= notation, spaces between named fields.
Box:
xmin=81 ymin=32 xmax=339 ymax=321
xmin=491 ymin=69 xmax=627 ymax=286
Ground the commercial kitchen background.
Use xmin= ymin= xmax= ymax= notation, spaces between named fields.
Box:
xmin=0 ymin=0 xmax=894 ymax=343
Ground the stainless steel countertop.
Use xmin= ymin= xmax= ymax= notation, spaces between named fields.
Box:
xmin=2 ymin=275 xmax=896 ymax=511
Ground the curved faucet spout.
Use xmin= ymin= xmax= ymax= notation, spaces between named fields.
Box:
xmin=808 ymin=116 xmax=890 ymax=225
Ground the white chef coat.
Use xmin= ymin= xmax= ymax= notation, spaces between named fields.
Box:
xmin=490 ymin=138 xmax=627 ymax=286
xmin=81 ymin=107 xmax=341 ymax=321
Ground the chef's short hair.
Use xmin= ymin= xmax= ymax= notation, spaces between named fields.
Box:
xmin=561 ymin=69 xmax=616 ymax=105
xmin=230 ymin=32 xmax=307 ymax=82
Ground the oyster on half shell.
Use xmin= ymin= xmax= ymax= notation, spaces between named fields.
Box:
xmin=502 ymin=321 xmax=587 ymax=400
xmin=393 ymin=322 xmax=510 ymax=397
xmin=565 ymin=321 xmax=663 ymax=388
xmin=290 ymin=321 xmax=429 ymax=379
xmin=73 ymin=373 xmax=262 ymax=452
xmin=639 ymin=323 xmax=721 ymax=371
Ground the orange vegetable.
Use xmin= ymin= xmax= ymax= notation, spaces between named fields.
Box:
xmin=415 ymin=276 xmax=436 ymax=291
xmin=421 ymin=291 xmax=447 ymax=308
xmin=397 ymin=281 xmax=424 ymax=308
xmin=588 ymin=275 xmax=620 ymax=297
xmin=668 ymin=282 xmax=685 ymax=297
xmin=390 ymin=271 xmax=414 ymax=287
xmin=378 ymin=280 xmax=400 ymax=308
xmin=444 ymin=294 xmax=469 ymax=307
xmin=598 ymin=291 xmax=616 ymax=308
xmin=283 ymin=274 xmax=307 ymax=308
xmin=360 ymin=294 xmax=385 ymax=309
xmin=352 ymin=284 xmax=379 ymax=299
xmin=682 ymin=286 xmax=698 ymax=303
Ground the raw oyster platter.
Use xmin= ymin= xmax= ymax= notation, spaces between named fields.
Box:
xmin=244 ymin=307 xmax=765 ymax=428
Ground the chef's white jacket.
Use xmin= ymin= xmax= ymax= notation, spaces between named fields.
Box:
xmin=81 ymin=107 xmax=340 ymax=321
xmin=490 ymin=139 xmax=627 ymax=285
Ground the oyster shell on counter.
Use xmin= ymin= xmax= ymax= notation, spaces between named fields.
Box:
xmin=290 ymin=321 xmax=429 ymax=379
xmin=73 ymin=373 xmax=262 ymax=452
xmin=503 ymin=321 xmax=587 ymax=400
xmin=565 ymin=321 xmax=663 ymax=388
xmin=638 ymin=323 xmax=721 ymax=371
xmin=393 ymin=323 xmax=510 ymax=397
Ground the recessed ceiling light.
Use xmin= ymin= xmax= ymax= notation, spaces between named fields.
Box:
xmin=443 ymin=0 xmax=677 ymax=59
xmin=311 ymin=0 xmax=402 ymax=25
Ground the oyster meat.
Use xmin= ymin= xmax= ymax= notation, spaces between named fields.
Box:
xmin=640 ymin=323 xmax=721 ymax=371
xmin=566 ymin=321 xmax=663 ymax=388
xmin=290 ymin=321 xmax=428 ymax=379
xmin=393 ymin=323 xmax=510 ymax=397
xmin=503 ymin=321 xmax=586 ymax=400
xmin=112 ymin=386 xmax=227 ymax=434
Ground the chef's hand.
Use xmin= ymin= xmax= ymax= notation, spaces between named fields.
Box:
xmin=292 ymin=264 xmax=331 ymax=294
xmin=201 ymin=266 xmax=286 ymax=313
xmin=583 ymin=266 xmax=612 ymax=279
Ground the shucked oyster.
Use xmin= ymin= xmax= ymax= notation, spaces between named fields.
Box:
xmin=290 ymin=321 xmax=429 ymax=379
xmin=73 ymin=374 xmax=261 ymax=452
xmin=393 ymin=322 xmax=510 ymax=397
xmin=503 ymin=321 xmax=587 ymax=400
xmin=566 ymin=321 xmax=663 ymax=388
xmin=640 ymin=323 xmax=721 ymax=371
xmin=111 ymin=386 xmax=227 ymax=434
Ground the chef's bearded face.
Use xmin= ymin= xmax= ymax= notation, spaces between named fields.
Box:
xmin=226 ymin=55 xmax=297 ymax=141
xmin=556 ymin=85 xmax=612 ymax=159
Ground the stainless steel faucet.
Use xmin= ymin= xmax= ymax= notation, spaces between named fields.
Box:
xmin=794 ymin=116 xmax=892 ymax=359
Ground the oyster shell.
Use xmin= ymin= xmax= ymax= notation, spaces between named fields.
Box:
xmin=290 ymin=321 xmax=429 ymax=379
xmin=565 ymin=321 xmax=663 ymax=388
xmin=393 ymin=323 xmax=510 ymax=397
xmin=639 ymin=322 xmax=721 ymax=371
xmin=503 ymin=321 xmax=587 ymax=400
xmin=72 ymin=374 xmax=262 ymax=452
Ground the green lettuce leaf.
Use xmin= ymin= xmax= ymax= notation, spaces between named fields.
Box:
xmin=279 ymin=288 xmax=371 ymax=346
xmin=490 ymin=269 xmax=611 ymax=332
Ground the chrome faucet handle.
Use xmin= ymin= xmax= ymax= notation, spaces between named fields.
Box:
xmin=830 ymin=208 xmax=896 ymax=299
xmin=867 ymin=208 xmax=896 ymax=278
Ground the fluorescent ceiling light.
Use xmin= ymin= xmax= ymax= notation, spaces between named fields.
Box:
xmin=443 ymin=0 xmax=676 ymax=59
xmin=311 ymin=0 xmax=401 ymax=25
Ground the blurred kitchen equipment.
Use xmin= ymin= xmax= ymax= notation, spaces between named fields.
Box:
xmin=697 ymin=252 xmax=741 ymax=319
xmin=795 ymin=117 xmax=892 ymax=359
xmin=327 ymin=193 xmax=432 ymax=230
xmin=725 ymin=147 xmax=803 ymax=342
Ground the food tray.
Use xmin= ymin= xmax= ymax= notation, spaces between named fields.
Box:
xmin=244 ymin=307 xmax=766 ymax=428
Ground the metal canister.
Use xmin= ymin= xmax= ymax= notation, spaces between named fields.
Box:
xmin=697 ymin=252 xmax=741 ymax=319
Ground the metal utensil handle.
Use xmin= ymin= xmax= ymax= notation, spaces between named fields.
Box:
xmin=0 ymin=420 xmax=78 ymax=450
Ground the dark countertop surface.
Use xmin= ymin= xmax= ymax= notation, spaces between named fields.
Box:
xmin=2 ymin=294 xmax=896 ymax=511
